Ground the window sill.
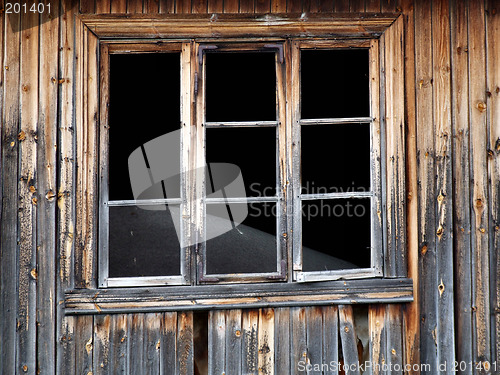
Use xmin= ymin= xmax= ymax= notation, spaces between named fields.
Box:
xmin=65 ymin=277 xmax=412 ymax=315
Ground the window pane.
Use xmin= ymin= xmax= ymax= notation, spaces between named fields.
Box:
xmin=206 ymin=202 xmax=277 ymax=274
xmin=301 ymin=49 xmax=370 ymax=119
xmin=109 ymin=205 xmax=181 ymax=277
xmin=302 ymin=198 xmax=371 ymax=270
xmin=206 ymin=127 xmax=276 ymax=198
xmin=109 ymin=53 xmax=181 ymax=200
xmin=301 ymin=123 xmax=371 ymax=194
xmin=205 ymin=51 xmax=276 ymax=122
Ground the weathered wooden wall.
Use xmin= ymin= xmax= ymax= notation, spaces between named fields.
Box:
xmin=0 ymin=0 xmax=499 ymax=374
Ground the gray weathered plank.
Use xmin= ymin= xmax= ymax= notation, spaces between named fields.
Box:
xmin=176 ymin=312 xmax=194 ymax=375
xmin=208 ymin=310 xmax=225 ymax=375
xmin=129 ymin=314 xmax=146 ymax=374
xmin=226 ymin=309 xmax=243 ymax=374
xmin=145 ymin=313 xmax=162 ymax=375
xmin=338 ymin=305 xmax=360 ymax=375
xmin=291 ymin=307 xmax=307 ymax=375
xmin=76 ymin=315 xmax=94 ymax=374
xmin=160 ymin=312 xmax=178 ymax=374
xmin=36 ymin=1 xmax=60 ymax=373
xmin=242 ymin=309 xmax=259 ymax=374
xmin=322 ymin=306 xmax=339 ymax=375
xmin=274 ymin=308 xmax=290 ymax=374
xmin=306 ymin=306 xmax=324 ymax=375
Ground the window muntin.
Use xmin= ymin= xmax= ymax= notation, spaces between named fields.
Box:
xmin=100 ymin=39 xmax=383 ymax=287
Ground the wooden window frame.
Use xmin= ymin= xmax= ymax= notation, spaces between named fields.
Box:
xmin=66 ymin=14 xmax=409 ymax=312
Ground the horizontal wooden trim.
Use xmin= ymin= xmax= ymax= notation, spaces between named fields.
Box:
xmin=107 ymin=198 xmax=182 ymax=206
xmin=205 ymin=196 xmax=279 ymax=203
xmin=107 ymin=275 xmax=186 ymax=287
xmin=64 ymin=278 xmax=412 ymax=314
xmin=300 ymin=191 xmax=373 ymax=200
xmin=107 ymin=42 xmax=183 ymax=53
xmin=79 ymin=13 xmax=399 ymax=39
xmin=300 ymin=117 xmax=373 ymax=125
xmin=205 ymin=121 xmax=278 ymax=128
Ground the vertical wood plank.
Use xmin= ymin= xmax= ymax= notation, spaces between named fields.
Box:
xmin=369 ymin=305 xmax=386 ymax=375
xmin=129 ymin=314 xmax=145 ymax=375
xmin=96 ymin=0 xmax=112 ymax=13
xmin=192 ymin=0 xmax=208 ymax=13
xmin=17 ymin=9 xmax=39 ymax=374
xmin=56 ymin=1 xmax=77 ymax=374
xmin=468 ymin=0 xmax=492 ymax=369
xmin=110 ymin=314 xmax=128 ymax=374
xmin=111 ymin=0 xmax=128 ymax=12
xmin=0 ymin=6 xmax=20 ymax=375
xmin=271 ymin=0 xmax=287 ymax=13
xmin=432 ymin=0 xmax=456 ymax=372
xmin=255 ymin=0 xmax=271 ymax=13
xmin=291 ymin=307 xmax=307 ymax=375
xmin=322 ymin=306 xmax=339 ymax=375
xmin=226 ymin=310 xmax=243 ymax=374
xmin=414 ymin=0 xmax=439 ymax=372
xmin=207 ymin=0 xmax=223 ymax=12
xmin=401 ymin=0 xmax=421 ymax=373
xmin=386 ymin=305 xmax=403 ymax=374
xmin=306 ymin=307 xmax=323 ymax=375
xmin=160 ymin=312 xmax=178 ymax=374
xmin=258 ymin=309 xmax=275 ymax=375
xmin=303 ymin=0 xmax=319 ymax=12
xmin=144 ymin=0 xmax=160 ymax=13
xmin=224 ymin=0 xmax=240 ymax=12
xmin=450 ymin=0 xmax=473 ymax=372
xmin=94 ymin=315 xmax=111 ymax=374
xmin=159 ymin=0 xmax=175 ymax=13
xmin=145 ymin=313 xmax=162 ymax=375
xmin=274 ymin=308 xmax=290 ymax=374
xmin=365 ymin=0 xmax=380 ymax=12
xmin=240 ymin=0 xmax=255 ymax=13
xmin=80 ymin=0 xmax=96 ymax=13
xmin=287 ymin=0 xmax=302 ymax=13
xmin=333 ymin=0 xmax=349 ymax=12
xmin=338 ymin=305 xmax=360 ymax=375
xmin=76 ymin=315 xmax=94 ymax=375
xmin=127 ymin=0 xmax=144 ymax=13
xmin=177 ymin=312 xmax=194 ymax=375
xmin=37 ymin=1 xmax=60 ymax=373
xmin=209 ymin=310 xmax=225 ymax=375
xmin=242 ymin=309 xmax=259 ymax=375
xmin=486 ymin=0 xmax=500 ymax=367
xmin=176 ymin=0 xmax=192 ymax=13
xmin=380 ymin=0 xmax=395 ymax=12
xmin=350 ymin=0 xmax=365 ymax=12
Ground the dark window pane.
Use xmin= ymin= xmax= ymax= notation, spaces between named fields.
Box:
xmin=109 ymin=205 xmax=181 ymax=277
xmin=301 ymin=123 xmax=371 ymax=194
xmin=301 ymin=49 xmax=370 ymax=119
xmin=302 ymin=198 xmax=371 ymax=270
xmin=109 ymin=53 xmax=181 ymax=200
xmin=206 ymin=202 xmax=277 ymax=274
xmin=206 ymin=127 xmax=276 ymax=197
xmin=205 ymin=51 xmax=276 ymax=122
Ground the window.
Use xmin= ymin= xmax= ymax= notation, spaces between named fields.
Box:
xmin=66 ymin=14 xmax=411 ymax=310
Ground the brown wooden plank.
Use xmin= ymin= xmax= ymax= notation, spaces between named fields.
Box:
xmin=56 ymin=1 xmax=78 ymax=374
xmin=271 ymin=0 xmax=287 ymax=13
xmin=242 ymin=309 xmax=259 ymax=374
xmin=333 ymin=0 xmax=348 ymax=12
xmin=74 ymin=24 xmax=99 ymax=288
xmin=486 ymin=0 xmax=500 ymax=367
xmin=17 ymin=9 xmax=39 ymax=374
xmin=369 ymin=305 xmax=386 ymax=375
xmin=386 ymin=305 xmax=403 ymax=374
xmin=80 ymin=0 xmax=96 ymax=13
xmin=127 ymin=0 xmax=144 ymax=13
xmin=144 ymin=0 xmax=160 ymax=13
xmin=240 ymin=0 xmax=255 ymax=13
xmin=160 ymin=312 xmax=178 ymax=374
xmin=129 ymin=314 xmax=145 ymax=374
xmin=94 ymin=315 xmax=111 ymax=374
xmin=97 ymin=0 xmax=112 ymax=13
xmin=177 ymin=312 xmax=194 ymax=375
xmin=401 ymin=0 xmax=420 ymax=373
xmin=176 ymin=0 xmax=192 ymax=13
xmin=338 ymin=305 xmax=360 ymax=375
xmin=208 ymin=310 xmax=226 ymax=374
xmin=255 ymin=0 xmax=271 ymax=13
xmin=287 ymin=0 xmax=302 ymax=12
xmin=36 ymin=2 xmax=60 ymax=373
xmin=303 ymin=0 xmax=319 ymax=12
xmin=109 ymin=314 xmax=128 ymax=374
xmin=111 ymin=0 xmax=128 ymax=12
xmin=468 ymin=0 xmax=492 ymax=369
xmin=192 ymin=0 xmax=208 ymax=13
xmin=258 ymin=309 xmax=275 ymax=375
xmin=207 ymin=0 xmax=223 ymax=12
xmin=224 ymin=0 xmax=240 ymax=12
xmin=450 ymin=0 xmax=472 ymax=372
xmin=414 ymin=0 xmax=438 ymax=371
xmin=0 ymin=6 xmax=20 ymax=375
xmin=365 ymin=0 xmax=379 ymax=12
xmin=306 ymin=306 xmax=323 ymax=375
xmin=159 ymin=0 xmax=175 ymax=13
xmin=380 ymin=0 xmax=395 ymax=12
xmin=350 ymin=0 xmax=365 ymax=12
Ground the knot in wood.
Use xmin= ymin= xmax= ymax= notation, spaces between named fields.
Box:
xmin=344 ymin=326 xmax=349 ymax=333
xmin=476 ymin=101 xmax=487 ymax=112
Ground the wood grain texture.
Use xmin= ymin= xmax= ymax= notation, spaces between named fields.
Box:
xmin=242 ymin=309 xmax=259 ymax=374
xmin=111 ymin=0 xmax=128 ymax=13
xmin=36 ymin=2 xmax=60 ymax=373
xmin=0 ymin=6 xmax=20 ymax=375
xmin=338 ymin=305 xmax=360 ymax=375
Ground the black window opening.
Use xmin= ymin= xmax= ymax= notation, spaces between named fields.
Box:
xmin=107 ymin=52 xmax=183 ymax=280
